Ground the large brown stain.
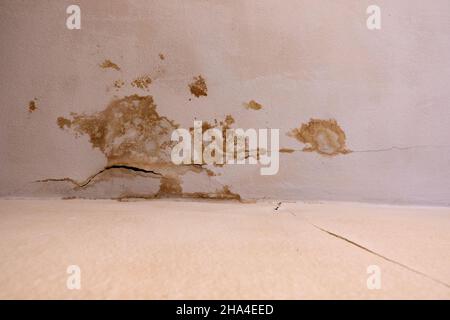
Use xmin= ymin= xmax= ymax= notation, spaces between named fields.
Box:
xmin=189 ymin=75 xmax=208 ymax=97
xmin=288 ymin=119 xmax=351 ymax=156
xmin=99 ymin=59 xmax=121 ymax=71
xmin=57 ymin=95 xmax=178 ymax=168
xmin=131 ymin=75 xmax=152 ymax=90
xmin=244 ymin=100 xmax=263 ymax=110
xmin=56 ymin=94 xmax=241 ymax=200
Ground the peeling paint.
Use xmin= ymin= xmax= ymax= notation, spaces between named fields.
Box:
xmin=189 ymin=75 xmax=208 ymax=97
xmin=288 ymin=119 xmax=351 ymax=156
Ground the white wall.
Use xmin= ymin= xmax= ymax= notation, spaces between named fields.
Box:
xmin=1 ymin=0 xmax=449 ymax=205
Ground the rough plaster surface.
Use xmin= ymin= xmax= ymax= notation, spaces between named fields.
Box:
xmin=1 ymin=0 xmax=450 ymax=204
xmin=0 ymin=199 xmax=449 ymax=299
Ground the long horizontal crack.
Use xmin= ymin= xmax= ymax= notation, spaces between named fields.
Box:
xmin=35 ymin=165 xmax=162 ymax=189
xmin=352 ymin=145 xmax=450 ymax=153
xmin=278 ymin=144 xmax=450 ymax=154
xmin=311 ymin=223 xmax=450 ymax=289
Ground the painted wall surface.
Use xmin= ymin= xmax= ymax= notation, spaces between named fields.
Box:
xmin=1 ymin=0 xmax=449 ymax=205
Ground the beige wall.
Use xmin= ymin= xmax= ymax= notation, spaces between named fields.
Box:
xmin=1 ymin=0 xmax=449 ymax=205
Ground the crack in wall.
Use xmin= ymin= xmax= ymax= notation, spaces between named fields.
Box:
xmin=36 ymin=164 xmax=162 ymax=189
xmin=352 ymin=145 xmax=450 ymax=153
xmin=310 ymin=223 xmax=450 ymax=289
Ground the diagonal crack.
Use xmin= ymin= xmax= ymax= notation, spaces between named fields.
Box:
xmin=35 ymin=165 xmax=162 ymax=189
xmin=311 ymin=223 xmax=450 ymax=289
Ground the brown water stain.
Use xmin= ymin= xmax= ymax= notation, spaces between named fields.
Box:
xmin=279 ymin=148 xmax=295 ymax=153
xmin=55 ymin=94 xmax=240 ymax=200
xmin=57 ymin=117 xmax=72 ymax=129
xmin=131 ymin=75 xmax=152 ymax=90
xmin=244 ymin=100 xmax=263 ymax=110
xmin=159 ymin=53 xmax=165 ymax=60
xmin=113 ymin=79 xmax=125 ymax=89
xmin=28 ymin=100 xmax=37 ymax=113
xmin=189 ymin=75 xmax=208 ymax=97
xmin=288 ymin=119 xmax=351 ymax=156
xmin=99 ymin=59 xmax=121 ymax=71
xmin=56 ymin=95 xmax=177 ymax=167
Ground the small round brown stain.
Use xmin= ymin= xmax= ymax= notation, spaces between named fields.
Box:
xmin=244 ymin=100 xmax=263 ymax=110
xmin=28 ymin=100 xmax=37 ymax=113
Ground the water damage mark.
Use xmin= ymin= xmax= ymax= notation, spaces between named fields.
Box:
xmin=159 ymin=53 xmax=165 ymax=60
xmin=99 ymin=59 xmax=121 ymax=71
xmin=48 ymin=94 xmax=241 ymax=201
xmin=279 ymin=148 xmax=295 ymax=154
xmin=189 ymin=75 xmax=208 ymax=97
xmin=288 ymin=119 xmax=351 ymax=156
xmin=131 ymin=75 xmax=152 ymax=90
xmin=244 ymin=100 xmax=263 ymax=111
xmin=28 ymin=99 xmax=38 ymax=113
xmin=56 ymin=95 xmax=179 ymax=167
xmin=57 ymin=117 xmax=72 ymax=129
xmin=113 ymin=79 xmax=125 ymax=90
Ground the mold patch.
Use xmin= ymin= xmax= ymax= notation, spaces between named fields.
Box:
xmin=288 ymin=119 xmax=351 ymax=156
xmin=189 ymin=75 xmax=208 ymax=97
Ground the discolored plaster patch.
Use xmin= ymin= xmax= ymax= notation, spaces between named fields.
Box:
xmin=189 ymin=75 xmax=208 ymax=97
xmin=131 ymin=75 xmax=152 ymax=90
xmin=244 ymin=100 xmax=263 ymax=111
xmin=99 ymin=59 xmax=121 ymax=71
xmin=288 ymin=119 xmax=351 ymax=156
